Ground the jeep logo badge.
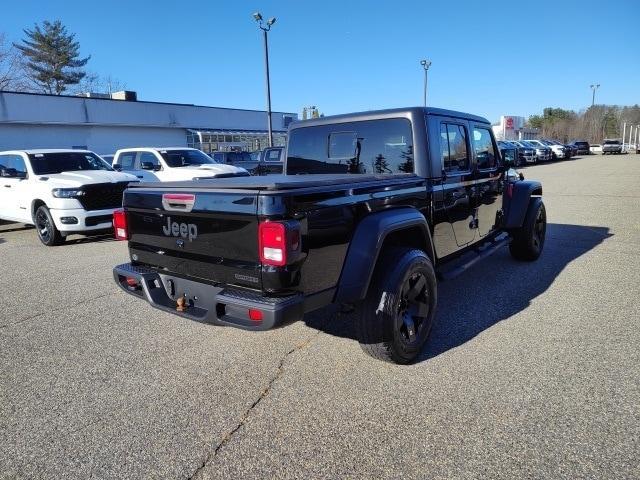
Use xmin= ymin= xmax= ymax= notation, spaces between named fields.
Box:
xmin=162 ymin=216 xmax=198 ymax=242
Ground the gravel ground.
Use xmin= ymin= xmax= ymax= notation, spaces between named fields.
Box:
xmin=1 ymin=154 xmax=638 ymax=479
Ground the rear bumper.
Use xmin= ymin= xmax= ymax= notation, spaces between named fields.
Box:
xmin=113 ymin=263 xmax=304 ymax=330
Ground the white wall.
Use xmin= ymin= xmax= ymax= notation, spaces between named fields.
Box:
xmin=0 ymin=124 xmax=186 ymax=154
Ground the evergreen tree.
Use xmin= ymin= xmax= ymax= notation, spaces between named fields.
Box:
xmin=14 ymin=20 xmax=90 ymax=94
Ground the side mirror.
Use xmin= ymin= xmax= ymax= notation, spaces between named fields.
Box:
xmin=140 ymin=161 xmax=157 ymax=171
xmin=112 ymin=164 xmax=122 ymax=171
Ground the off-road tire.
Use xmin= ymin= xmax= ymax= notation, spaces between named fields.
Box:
xmin=509 ymin=198 xmax=546 ymax=261
xmin=34 ymin=205 xmax=64 ymax=246
xmin=356 ymin=248 xmax=437 ymax=364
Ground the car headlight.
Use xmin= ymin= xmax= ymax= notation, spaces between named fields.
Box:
xmin=52 ymin=188 xmax=85 ymax=198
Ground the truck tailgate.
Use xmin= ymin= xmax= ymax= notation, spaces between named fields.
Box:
xmin=123 ymin=187 xmax=261 ymax=289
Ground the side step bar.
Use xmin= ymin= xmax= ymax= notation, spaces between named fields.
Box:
xmin=438 ymin=233 xmax=511 ymax=280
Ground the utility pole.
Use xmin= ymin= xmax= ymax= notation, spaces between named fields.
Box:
xmin=590 ymin=84 xmax=600 ymax=107
xmin=420 ymin=60 xmax=431 ymax=107
xmin=253 ymin=12 xmax=276 ymax=147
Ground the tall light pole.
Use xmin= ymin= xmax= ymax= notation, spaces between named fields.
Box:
xmin=253 ymin=12 xmax=276 ymax=147
xmin=590 ymin=83 xmax=600 ymax=107
xmin=420 ymin=59 xmax=431 ymax=107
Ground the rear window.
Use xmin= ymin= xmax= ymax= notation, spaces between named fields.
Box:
xmin=604 ymin=140 xmax=620 ymax=145
xmin=286 ymin=118 xmax=414 ymax=175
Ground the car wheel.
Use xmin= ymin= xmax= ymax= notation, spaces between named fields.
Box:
xmin=509 ymin=198 xmax=546 ymax=261
xmin=355 ymin=248 xmax=437 ymax=364
xmin=34 ymin=205 xmax=64 ymax=246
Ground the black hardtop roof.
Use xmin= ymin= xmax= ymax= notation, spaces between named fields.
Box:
xmin=289 ymin=106 xmax=490 ymax=129
xmin=132 ymin=173 xmax=419 ymax=192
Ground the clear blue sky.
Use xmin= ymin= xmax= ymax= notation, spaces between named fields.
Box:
xmin=4 ymin=0 xmax=639 ymax=122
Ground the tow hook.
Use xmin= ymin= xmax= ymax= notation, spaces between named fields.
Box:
xmin=176 ymin=295 xmax=187 ymax=312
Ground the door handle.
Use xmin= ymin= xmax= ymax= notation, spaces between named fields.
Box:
xmin=3 ymin=185 xmax=11 ymax=188
xmin=136 ymin=175 xmax=143 ymax=179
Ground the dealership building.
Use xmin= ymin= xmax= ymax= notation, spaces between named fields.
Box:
xmin=492 ymin=115 xmax=538 ymax=141
xmin=0 ymin=91 xmax=297 ymax=155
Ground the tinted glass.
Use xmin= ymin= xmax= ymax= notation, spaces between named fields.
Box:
xmin=117 ymin=152 xmax=136 ymax=170
xmin=473 ymin=127 xmax=496 ymax=169
xmin=266 ymin=149 xmax=282 ymax=162
xmin=159 ymin=149 xmax=215 ymax=167
xmin=29 ymin=152 xmax=113 ymax=175
xmin=0 ymin=154 xmax=27 ymax=174
xmin=440 ymin=123 xmax=469 ymax=174
xmin=212 ymin=153 xmax=224 ymax=163
xmin=139 ymin=152 xmax=160 ymax=168
xmin=287 ymin=118 xmax=413 ymax=175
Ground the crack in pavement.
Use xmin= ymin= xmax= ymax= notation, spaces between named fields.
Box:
xmin=0 ymin=292 xmax=118 ymax=329
xmin=186 ymin=310 xmax=337 ymax=480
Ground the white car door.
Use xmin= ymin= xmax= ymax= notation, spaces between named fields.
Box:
xmin=0 ymin=154 xmax=31 ymax=222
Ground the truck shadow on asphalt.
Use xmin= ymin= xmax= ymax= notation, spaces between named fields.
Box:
xmin=305 ymin=223 xmax=612 ymax=363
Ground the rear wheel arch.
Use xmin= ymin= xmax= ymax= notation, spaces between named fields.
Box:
xmin=334 ymin=208 xmax=436 ymax=304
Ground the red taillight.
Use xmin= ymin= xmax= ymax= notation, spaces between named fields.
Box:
xmin=259 ymin=221 xmax=287 ymax=266
xmin=125 ymin=277 xmax=138 ymax=287
xmin=258 ymin=221 xmax=300 ymax=267
xmin=248 ymin=309 xmax=263 ymax=321
xmin=113 ymin=209 xmax=128 ymax=240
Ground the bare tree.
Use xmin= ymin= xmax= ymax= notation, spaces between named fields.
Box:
xmin=72 ymin=72 xmax=127 ymax=95
xmin=0 ymin=33 xmax=27 ymax=91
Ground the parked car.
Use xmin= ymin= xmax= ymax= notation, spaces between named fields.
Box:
xmin=212 ymin=147 xmax=284 ymax=175
xmin=0 ymin=149 xmax=138 ymax=245
xmin=112 ymin=147 xmax=248 ymax=181
xmin=569 ymin=140 xmax=590 ymax=155
xmin=539 ymin=139 xmax=567 ymax=160
xmin=520 ymin=140 xmax=552 ymax=162
xmin=589 ymin=144 xmax=603 ymax=154
xmin=498 ymin=140 xmax=536 ymax=167
xmin=112 ymin=106 xmax=546 ymax=364
xmin=602 ymin=139 xmax=623 ymax=154
xmin=509 ymin=141 xmax=537 ymax=164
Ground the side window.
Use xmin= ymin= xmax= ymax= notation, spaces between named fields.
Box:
xmin=0 ymin=154 xmax=28 ymax=175
xmin=117 ymin=152 xmax=137 ymax=170
xmin=212 ymin=153 xmax=224 ymax=163
xmin=138 ymin=152 xmax=161 ymax=168
xmin=473 ymin=127 xmax=496 ymax=170
xmin=440 ymin=123 xmax=469 ymax=174
xmin=266 ymin=149 xmax=282 ymax=162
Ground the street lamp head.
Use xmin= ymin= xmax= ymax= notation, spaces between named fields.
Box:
xmin=420 ymin=59 xmax=432 ymax=70
xmin=420 ymin=59 xmax=426 ymax=66
xmin=267 ymin=17 xmax=276 ymax=26
xmin=253 ymin=12 xmax=263 ymax=22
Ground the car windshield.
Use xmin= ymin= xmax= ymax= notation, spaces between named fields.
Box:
xmin=159 ymin=149 xmax=217 ymax=167
xmin=29 ymin=152 xmax=113 ymax=175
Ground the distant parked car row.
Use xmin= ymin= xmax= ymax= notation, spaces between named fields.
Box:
xmin=497 ymin=138 xmax=603 ymax=166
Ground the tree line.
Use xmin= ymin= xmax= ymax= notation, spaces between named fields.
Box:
xmin=527 ymin=105 xmax=640 ymax=143
xmin=0 ymin=20 xmax=124 ymax=95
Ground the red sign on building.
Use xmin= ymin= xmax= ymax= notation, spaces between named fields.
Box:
xmin=505 ymin=117 xmax=514 ymax=129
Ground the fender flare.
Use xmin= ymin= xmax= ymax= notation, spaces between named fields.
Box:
xmin=504 ymin=180 xmax=542 ymax=229
xmin=334 ymin=207 xmax=435 ymax=303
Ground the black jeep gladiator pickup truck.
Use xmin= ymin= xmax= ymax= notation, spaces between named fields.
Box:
xmin=113 ymin=107 xmax=546 ymax=364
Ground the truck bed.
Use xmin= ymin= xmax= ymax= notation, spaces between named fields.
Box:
xmin=133 ymin=173 xmax=419 ymax=191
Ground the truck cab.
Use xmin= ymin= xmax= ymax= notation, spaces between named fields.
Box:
xmin=112 ymin=147 xmax=248 ymax=182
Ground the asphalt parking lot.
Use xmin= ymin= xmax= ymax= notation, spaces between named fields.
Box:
xmin=1 ymin=154 xmax=639 ymax=479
